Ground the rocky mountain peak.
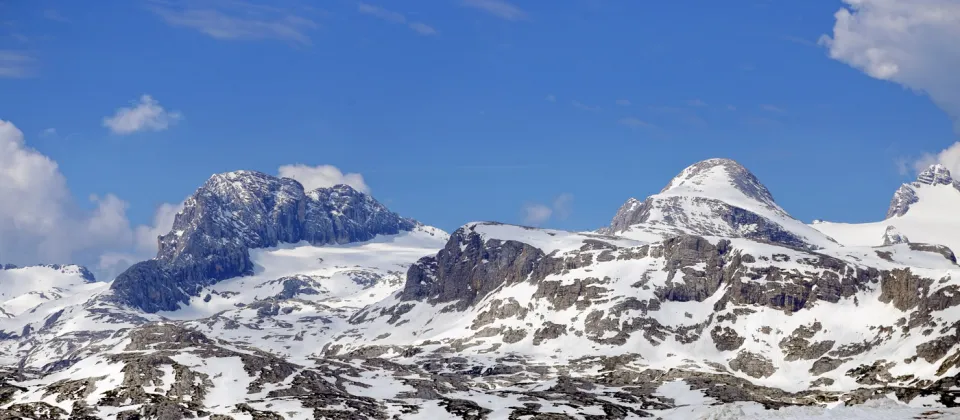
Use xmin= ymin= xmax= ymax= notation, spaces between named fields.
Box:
xmin=886 ymin=164 xmax=960 ymax=219
xmin=111 ymin=170 xmax=419 ymax=313
xmin=916 ymin=164 xmax=953 ymax=186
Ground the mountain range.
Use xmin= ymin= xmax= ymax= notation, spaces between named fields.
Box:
xmin=3 ymin=158 xmax=960 ymax=419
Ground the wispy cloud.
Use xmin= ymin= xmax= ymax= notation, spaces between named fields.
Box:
xmin=615 ymin=99 xmax=631 ymax=106
xmin=462 ymin=0 xmax=527 ymax=21
xmin=148 ymin=0 xmax=319 ymax=45
xmin=726 ymin=105 xmax=737 ymax=111
xmin=780 ymin=35 xmax=816 ymax=47
xmin=358 ymin=3 xmax=437 ymax=36
xmin=619 ymin=117 xmax=652 ymax=128
xmin=687 ymin=99 xmax=708 ymax=107
xmin=522 ymin=193 xmax=573 ymax=226
xmin=760 ymin=104 xmax=786 ymax=113
xmin=571 ymin=100 xmax=600 ymax=112
xmin=545 ymin=94 xmax=556 ymax=102
xmin=0 ymin=51 xmax=35 ymax=78
xmin=43 ymin=9 xmax=70 ymax=23
xmin=103 ymin=95 xmax=183 ymax=135
xmin=40 ymin=128 xmax=57 ymax=137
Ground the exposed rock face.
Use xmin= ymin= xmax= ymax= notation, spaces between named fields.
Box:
xmin=882 ymin=226 xmax=909 ymax=245
xmin=111 ymin=171 xmax=418 ymax=313
xmin=400 ymin=223 xmax=556 ymax=310
xmin=729 ymin=351 xmax=776 ymax=378
xmin=887 ymin=164 xmax=960 ymax=218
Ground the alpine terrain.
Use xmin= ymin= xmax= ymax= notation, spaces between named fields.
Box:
xmin=4 ymin=160 xmax=960 ymax=419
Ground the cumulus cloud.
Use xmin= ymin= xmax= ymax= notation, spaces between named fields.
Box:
xmin=461 ymin=0 xmax=526 ymax=21
xmin=358 ymin=3 xmax=438 ymax=35
xmin=913 ymin=142 xmax=960 ymax=176
xmin=98 ymin=201 xmax=184 ymax=279
xmin=0 ymin=119 xmax=181 ymax=279
xmin=278 ymin=164 xmax=370 ymax=193
xmin=821 ymin=0 xmax=960 ymax=174
xmin=522 ymin=193 xmax=574 ymax=226
xmin=103 ymin=95 xmax=182 ymax=135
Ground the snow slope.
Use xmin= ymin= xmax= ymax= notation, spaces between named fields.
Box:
xmin=0 ymin=265 xmax=96 ymax=318
xmin=812 ymin=164 xmax=960 ymax=255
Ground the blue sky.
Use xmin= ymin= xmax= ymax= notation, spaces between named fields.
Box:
xmin=1 ymin=0 xmax=959 ymax=271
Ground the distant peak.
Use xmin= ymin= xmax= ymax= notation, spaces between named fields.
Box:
xmin=916 ymin=164 xmax=953 ymax=186
xmin=886 ymin=164 xmax=959 ymax=219
xmin=660 ymin=158 xmax=776 ymax=207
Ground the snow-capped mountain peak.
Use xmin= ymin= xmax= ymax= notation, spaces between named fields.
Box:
xmin=657 ymin=158 xmax=777 ymax=209
xmin=605 ymin=158 xmax=836 ymax=249
xmin=887 ymin=164 xmax=960 ymax=218
xmin=916 ymin=163 xmax=954 ymax=186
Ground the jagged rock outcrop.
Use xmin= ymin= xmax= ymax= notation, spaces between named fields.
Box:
xmin=887 ymin=164 xmax=960 ymax=218
xmin=882 ymin=226 xmax=909 ymax=245
xmin=111 ymin=171 xmax=418 ymax=313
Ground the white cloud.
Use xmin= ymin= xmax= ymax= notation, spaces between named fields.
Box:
xmin=40 ymin=128 xmax=57 ymax=137
xmin=462 ymin=0 xmax=527 ymax=21
xmin=134 ymin=202 xmax=184 ymax=254
xmin=522 ymin=193 xmax=574 ymax=226
xmin=687 ymin=99 xmax=708 ymax=107
xmin=522 ymin=204 xmax=552 ymax=226
xmin=616 ymin=99 xmax=631 ymax=106
xmin=0 ymin=119 xmax=182 ymax=279
xmin=278 ymin=164 xmax=370 ymax=193
xmin=408 ymin=22 xmax=438 ymax=36
xmin=358 ymin=3 xmax=438 ymax=36
xmin=821 ymin=0 xmax=960 ymax=124
xmin=822 ymin=1 xmax=960 ymax=174
xmin=913 ymin=142 xmax=960 ymax=177
xmin=0 ymin=50 xmax=34 ymax=78
xmin=103 ymin=95 xmax=182 ymax=135
xmin=149 ymin=0 xmax=319 ymax=44
xmin=545 ymin=94 xmax=556 ymax=102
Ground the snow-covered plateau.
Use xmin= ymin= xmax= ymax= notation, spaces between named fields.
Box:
xmin=3 ymin=160 xmax=960 ymax=419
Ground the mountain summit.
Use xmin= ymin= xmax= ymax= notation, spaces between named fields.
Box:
xmin=110 ymin=170 xmax=419 ymax=313
xmin=605 ymin=158 xmax=835 ymax=249
xmin=887 ymin=164 xmax=960 ymax=218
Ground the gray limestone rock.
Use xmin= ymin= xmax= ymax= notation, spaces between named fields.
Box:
xmin=728 ymin=351 xmax=776 ymax=379
xmin=111 ymin=171 xmax=418 ymax=313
